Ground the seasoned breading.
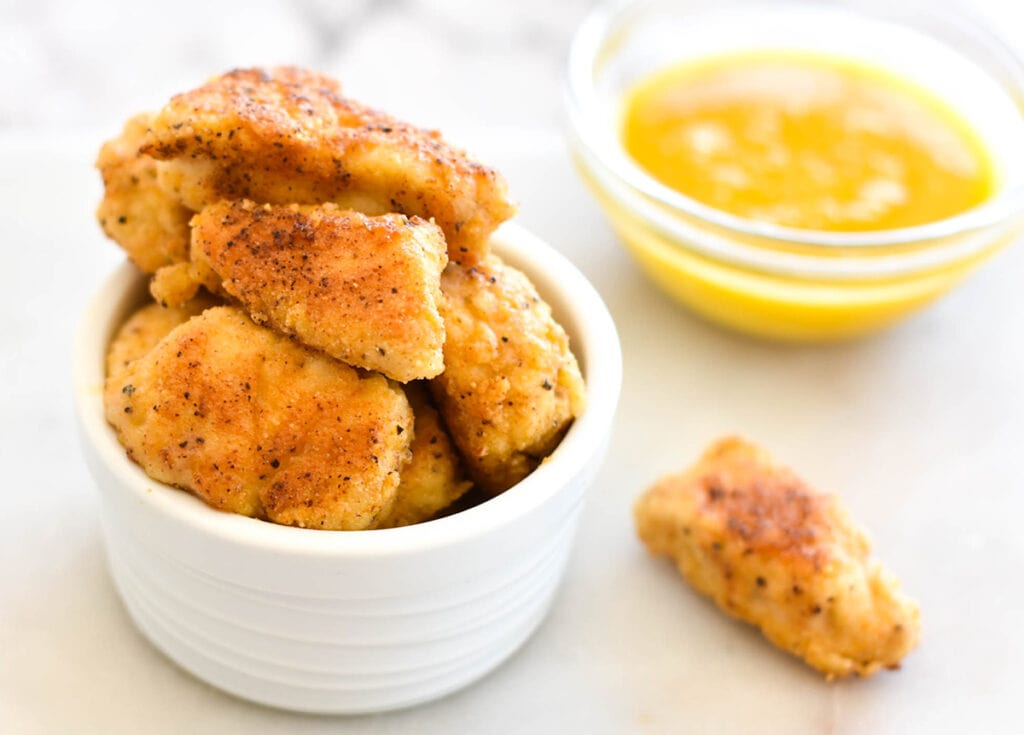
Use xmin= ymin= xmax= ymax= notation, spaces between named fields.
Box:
xmin=190 ymin=200 xmax=447 ymax=382
xmin=430 ymin=255 xmax=586 ymax=493
xmin=105 ymin=306 xmax=413 ymax=530
xmin=105 ymin=298 xmax=216 ymax=381
xmin=634 ymin=437 xmax=920 ymax=679
xmin=149 ymin=261 xmax=204 ymax=307
xmin=374 ymin=383 xmax=473 ymax=529
xmin=141 ymin=67 xmax=515 ymax=262
xmin=95 ymin=113 xmax=192 ymax=273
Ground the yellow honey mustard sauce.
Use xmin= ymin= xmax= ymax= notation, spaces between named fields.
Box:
xmin=622 ymin=52 xmax=996 ymax=233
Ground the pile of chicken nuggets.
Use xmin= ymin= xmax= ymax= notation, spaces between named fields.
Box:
xmin=97 ymin=67 xmax=586 ymax=530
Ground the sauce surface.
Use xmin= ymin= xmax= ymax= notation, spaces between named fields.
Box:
xmin=622 ymin=53 xmax=995 ymax=232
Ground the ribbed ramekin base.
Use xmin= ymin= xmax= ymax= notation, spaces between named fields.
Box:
xmin=102 ymin=516 xmax=577 ymax=714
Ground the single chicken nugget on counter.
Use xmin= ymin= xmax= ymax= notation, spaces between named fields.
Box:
xmin=431 ymin=254 xmax=586 ymax=494
xmin=105 ymin=306 xmax=413 ymax=530
xmin=634 ymin=437 xmax=920 ymax=679
xmin=96 ymin=113 xmax=193 ymax=273
xmin=190 ymin=200 xmax=447 ymax=383
xmin=141 ymin=66 xmax=515 ymax=263
xmin=374 ymin=383 xmax=473 ymax=529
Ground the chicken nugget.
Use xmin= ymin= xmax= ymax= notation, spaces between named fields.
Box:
xmin=96 ymin=113 xmax=192 ymax=273
xmin=190 ymin=200 xmax=447 ymax=382
xmin=634 ymin=437 xmax=920 ymax=679
xmin=431 ymin=255 xmax=586 ymax=493
xmin=105 ymin=306 xmax=413 ymax=530
xmin=374 ymin=383 xmax=473 ymax=528
xmin=141 ymin=67 xmax=515 ymax=262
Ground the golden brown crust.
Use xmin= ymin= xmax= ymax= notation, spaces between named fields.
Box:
xmin=190 ymin=200 xmax=447 ymax=382
xmin=634 ymin=437 xmax=920 ymax=679
xmin=374 ymin=383 xmax=473 ymax=528
xmin=430 ymin=255 xmax=586 ymax=493
xmin=95 ymin=67 xmax=585 ymax=530
xmin=141 ymin=67 xmax=515 ymax=262
xmin=149 ymin=261 xmax=202 ymax=307
xmin=693 ymin=440 xmax=837 ymax=571
xmin=95 ymin=113 xmax=193 ymax=273
xmin=105 ymin=298 xmax=217 ymax=382
xmin=104 ymin=306 xmax=413 ymax=530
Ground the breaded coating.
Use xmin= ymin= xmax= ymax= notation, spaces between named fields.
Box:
xmin=374 ymin=383 xmax=473 ymax=529
xmin=149 ymin=261 xmax=203 ymax=308
xmin=141 ymin=67 xmax=515 ymax=262
xmin=105 ymin=306 xmax=413 ymax=530
xmin=191 ymin=200 xmax=447 ymax=382
xmin=105 ymin=298 xmax=216 ymax=381
xmin=634 ymin=437 xmax=920 ymax=679
xmin=430 ymin=255 xmax=586 ymax=493
xmin=96 ymin=113 xmax=192 ymax=273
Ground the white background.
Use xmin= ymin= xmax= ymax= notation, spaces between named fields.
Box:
xmin=2 ymin=1 xmax=1023 ymax=733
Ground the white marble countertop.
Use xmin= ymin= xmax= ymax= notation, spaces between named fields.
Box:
xmin=1 ymin=0 xmax=594 ymax=137
xmin=3 ymin=1 xmax=1024 ymax=733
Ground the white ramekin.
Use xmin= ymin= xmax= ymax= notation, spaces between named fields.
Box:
xmin=73 ymin=223 xmax=621 ymax=714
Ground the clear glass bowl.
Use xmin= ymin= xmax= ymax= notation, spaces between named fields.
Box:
xmin=566 ymin=0 xmax=1024 ymax=340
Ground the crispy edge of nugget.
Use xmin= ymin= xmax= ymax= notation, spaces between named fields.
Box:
xmin=374 ymin=383 xmax=474 ymax=529
xmin=105 ymin=297 xmax=217 ymax=383
xmin=634 ymin=437 xmax=921 ymax=679
xmin=149 ymin=261 xmax=202 ymax=307
xmin=140 ymin=66 xmax=515 ymax=261
xmin=430 ymin=254 xmax=586 ymax=494
xmin=190 ymin=200 xmax=447 ymax=382
xmin=95 ymin=113 xmax=192 ymax=273
xmin=104 ymin=305 xmax=413 ymax=530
